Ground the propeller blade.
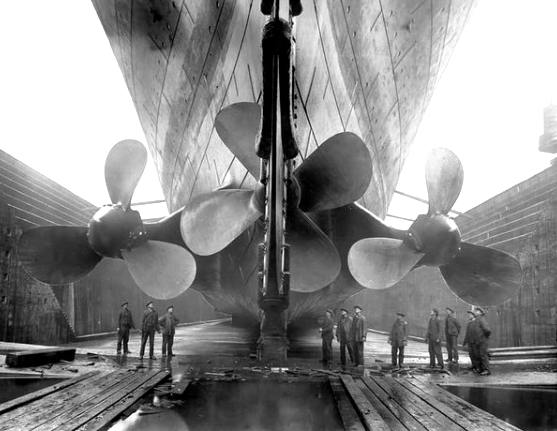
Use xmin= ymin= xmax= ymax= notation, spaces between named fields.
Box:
xmin=425 ymin=148 xmax=464 ymax=215
xmin=181 ymin=189 xmax=262 ymax=256
xmin=288 ymin=210 xmax=341 ymax=292
xmin=348 ymin=238 xmax=424 ymax=289
xmin=105 ymin=139 xmax=147 ymax=208
xmin=18 ymin=226 xmax=101 ymax=284
xmin=122 ymin=240 xmax=196 ymax=299
xmin=294 ymin=132 xmax=372 ymax=212
xmin=214 ymin=102 xmax=261 ymax=178
xmin=440 ymin=242 xmax=522 ymax=306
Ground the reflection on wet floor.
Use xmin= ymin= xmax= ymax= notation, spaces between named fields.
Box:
xmin=0 ymin=378 xmax=65 ymax=404
xmin=110 ymin=380 xmax=343 ymax=431
xmin=442 ymin=385 xmax=557 ymax=431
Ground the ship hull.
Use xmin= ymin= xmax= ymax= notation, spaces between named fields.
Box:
xmin=92 ymin=0 xmax=474 ymax=323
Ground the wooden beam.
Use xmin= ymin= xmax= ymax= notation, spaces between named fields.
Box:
xmin=354 ymin=379 xmax=406 ymax=431
xmin=76 ymin=371 xmax=170 ymax=431
xmin=395 ymin=377 xmax=486 ymax=431
xmin=5 ymin=347 xmax=76 ymax=368
xmin=57 ymin=370 xmax=170 ymax=431
xmin=0 ymin=371 xmax=99 ymax=415
xmin=360 ymin=377 xmax=427 ymax=431
xmin=369 ymin=376 xmax=464 ymax=430
xmin=328 ymin=377 xmax=365 ymax=431
xmin=339 ymin=375 xmax=389 ymax=431
xmin=408 ymin=377 xmax=522 ymax=431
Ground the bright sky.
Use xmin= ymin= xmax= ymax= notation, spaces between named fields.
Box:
xmin=1 ymin=1 xmax=556 ymax=225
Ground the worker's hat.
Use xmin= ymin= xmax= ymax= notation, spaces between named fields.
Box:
xmin=325 ymin=309 xmax=333 ymax=314
xmin=354 ymin=305 xmax=363 ymax=310
xmin=340 ymin=308 xmax=349 ymax=313
xmin=146 ymin=301 xmax=153 ymax=307
xmin=121 ymin=301 xmax=128 ymax=307
xmin=475 ymin=307 xmax=486 ymax=315
xmin=396 ymin=312 xmax=406 ymax=317
xmin=446 ymin=307 xmax=454 ymax=313
xmin=466 ymin=310 xmax=475 ymax=316
xmin=167 ymin=305 xmax=174 ymax=311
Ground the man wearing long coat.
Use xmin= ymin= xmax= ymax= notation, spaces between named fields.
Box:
xmin=336 ymin=308 xmax=353 ymax=367
xmin=116 ymin=301 xmax=135 ymax=355
xmin=350 ymin=305 xmax=367 ymax=366
xmin=320 ymin=310 xmax=335 ymax=367
xmin=445 ymin=307 xmax=461 ymax=363
xmin=462 ymin=310 xmax=479 ymax=371
xmin=425 ymin=308 xmax=444 ymax=368
xmin=159 ymin=305 xmax=180 ymax=357
xmin=140 ymin=301 xmax=160 ymax=360
xmin=474 ymin=307 xmax=492 ymax=375
xmin=388 ymin=312 xmax=408 ymax=368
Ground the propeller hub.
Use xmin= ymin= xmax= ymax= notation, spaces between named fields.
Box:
xmin=405 ymin=214 xmax=461 ymax=266
xmin=87 ymin=205 xmax=146 ymax=258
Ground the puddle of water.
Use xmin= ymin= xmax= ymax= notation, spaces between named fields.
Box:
xmin=0 ymin=378 xmax=65 ymax=404
xmin=442 ymin=385 xmax=557 ymax=431
xmin=111 ymin=380 xmax=343 ymax=431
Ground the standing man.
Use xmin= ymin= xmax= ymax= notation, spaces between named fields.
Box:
xmin=445 ymin=307 xmax=461 ymax=363
xmin=462 ymin=310 xmax=479 ymax=372
xmin=116 ymin=301 xmax=135 ymax=355
xmin=388 ymin=312 xmax=408 ymax=369
xmin=140 ymin=301 xmax=160 ymax=360
xmin=159 ymin=305 xmax=180 ymax=358
xmin=474 ymin=307 xmax=492 ymax=376
xmin=350 ymin=305 xmax=367 ymax=367
xmin=335 ymin=308 xmax=353 ymax=367
xmin=425 ymin=308 xmax=444 ymax=369
xmin=320 ymin=310 xmax=335 ymax=367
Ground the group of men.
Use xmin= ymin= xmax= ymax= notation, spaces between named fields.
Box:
xmin=116 ymin=301 xmax=180 ymax=360
xmin=388 ymin=306 xmax=492 ymax=375
xmin=320 ymin=305 xmax=367 ymax=368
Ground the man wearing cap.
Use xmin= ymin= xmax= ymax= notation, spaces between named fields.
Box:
xmin=445 ymin=307 xmax=461 ymax=363
xmin=350 ymin=305 xmax=367 ymax=367
xmin=388 ymin=312 xmax=408 ymax=369
xmin=463 ymin=310 xmax=479 ymax=372
xmin=140 ymin=302 xmax=160 ymax=360
xmin=320 ymin=310 xmax=335 ymax=367
xmin=159 ymin=305 xmax=180 ymax=357
xmin=336 ymin=308 xmax=353 ymax=367
xmin=425 ymin=308 xmax=444 ymax=369
xmin=116 ymin=301 xmax=135 ymax=355
xmin=474 ymin=307 xmax=492 ymax=376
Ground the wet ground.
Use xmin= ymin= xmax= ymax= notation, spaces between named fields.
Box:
xmin=1 ymin=320 xmax=556 ymax=430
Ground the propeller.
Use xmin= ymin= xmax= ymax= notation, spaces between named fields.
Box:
xmin=19 ymin=140 xmax=197 ymax=299
xmin=181 ymin=102 xmax=372 ymax=292
xmin=348 ymin=148 xmax=522 ymax=306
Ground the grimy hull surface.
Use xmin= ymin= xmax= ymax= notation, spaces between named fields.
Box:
xmin=93 ymin=0 xmax=474 ymax=323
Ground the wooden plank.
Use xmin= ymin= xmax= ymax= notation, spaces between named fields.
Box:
xmin=354 ymin=379 xmax=406 ymax=431
xmin=30 ymin=370 xmax=158 ymax=431
xmin=360 ymin=377 xmax=427 ymax=431
xmin=339 ymin=375 xmax=389 ymax=431
xmin=409 ymin=377 xmax=522 ymax=431
xmin=370 ymin=376 xmax=465 ymax=430
xmin=395 ymin=378 xmax=486 ymax=431
xmin=0 ymin=370 xmax=127 ymax=429
xmin=171 ymin=377 xmax=191 ymax=395
xmin=75 ymin=371 xmax=170 ymax=431
xmin=5 ymin=347 xmax=76 ymax=368
xmin=0 ymin=371 xmax=99 ymax=415
xmin=328 ymin=377 xmax=365 ymax=431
